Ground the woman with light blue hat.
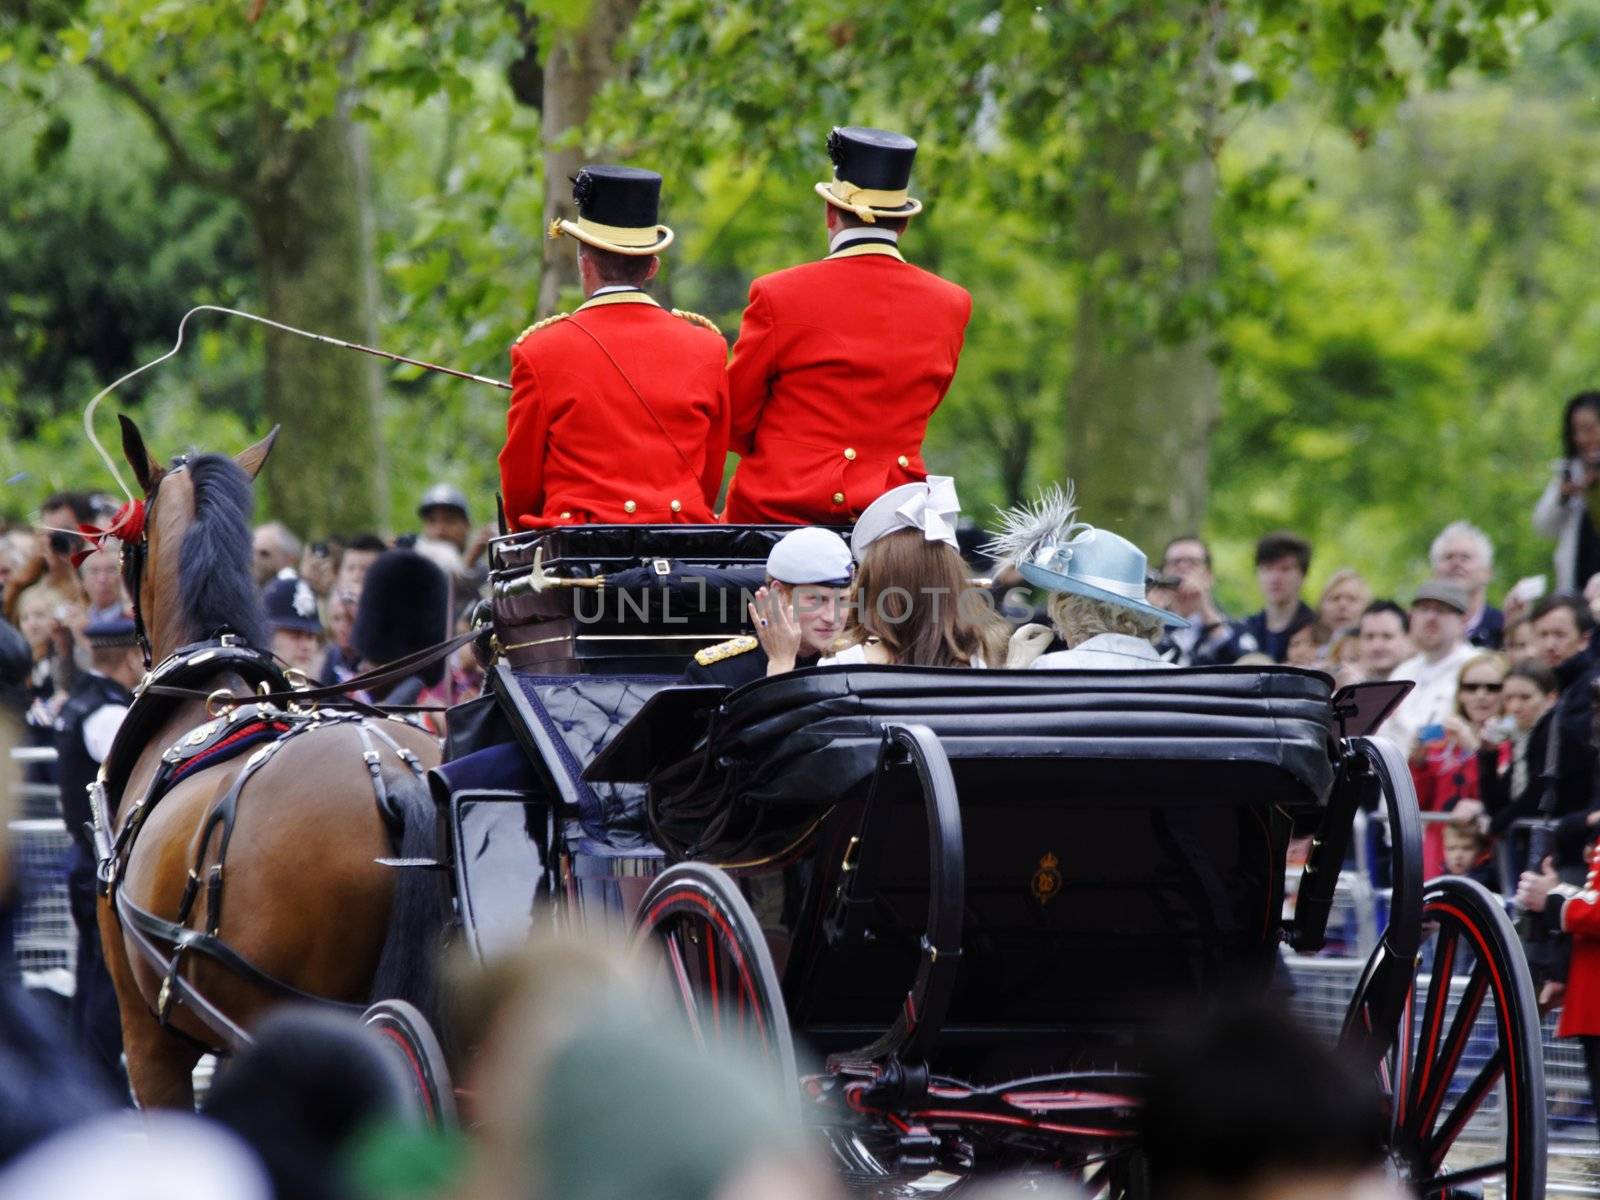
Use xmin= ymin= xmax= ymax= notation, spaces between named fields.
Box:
xmin=986 ymin=485 xmax=1187 ymax=670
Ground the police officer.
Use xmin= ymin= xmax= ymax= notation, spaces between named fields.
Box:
xmin=684 ymin=528 xmax=853 ymax=687
xmin=53 ymin=610 xmax=141 ymax=1090
xmin=500 ymin=165 xmax=730 ymax=529
xmin=262 ymin=568 xmax=325 ymax=682
xmin=723 ymin=127 xmax=972 ymax=525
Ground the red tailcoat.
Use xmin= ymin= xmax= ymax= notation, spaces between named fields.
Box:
xmin=1559 ymin=852 xmax=1600 ymax=1037
xmin=722 ymin=243 xmax=971 ymax=525
xmin=500 ymin=292 xmax=730 ymax=529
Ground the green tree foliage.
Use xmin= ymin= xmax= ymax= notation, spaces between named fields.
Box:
xmin=1 ymin=0 xmax=1590 ymax=610
xmin=1208 ymin=15 xmax=1600 ymax=606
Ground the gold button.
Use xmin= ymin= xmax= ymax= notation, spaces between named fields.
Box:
xmin=670 ymin=499 xmax=682 ymax=513
xmin=560 ymin=512 xmax=571 ymax=519
xmin=897 ymin=455 xmax=909 ymax=468
xmin=832 ymin=492 xmax=845 ymax=505
xmin=623 ymin=500 xmax=637 ymax=514
xmin=843 ymin=447 xmax=856 ymax=461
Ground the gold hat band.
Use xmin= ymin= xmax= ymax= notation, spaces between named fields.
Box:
xmin=814 ymin=178 xmax=922 ymax=224
xmin=549 ymin=216 xmax=674 ymax=255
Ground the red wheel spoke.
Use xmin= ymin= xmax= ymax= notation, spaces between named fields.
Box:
xmin=1421 ymin=1159 xmax=1509 ymax=1192
xmin=704 ymin=917 xmax=721 ymax=1036
xmin=1407 ymin=927 xmax=1458 ymax=1122
xmin=1392 ymin=982 xmax=1414 ymax=1128
xmin=1424 ymin=1048 xmax=1505 ymax=1172
xmin=1409 ymin=961 xmax=1489 ymax=1143
xmin=664 ymin=926 xmax=706 ymax=1049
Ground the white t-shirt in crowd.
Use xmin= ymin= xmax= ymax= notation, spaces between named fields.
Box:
xmin=1384 ymin=640 xmax=1479 ymax=754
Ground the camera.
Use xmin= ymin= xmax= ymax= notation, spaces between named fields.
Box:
xmin=47 ymin=529 xmax=80 ymax=558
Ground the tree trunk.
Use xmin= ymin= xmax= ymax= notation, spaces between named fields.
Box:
xmin=1065 ymin=135 xmax=1218 ymax=553
xmin=251 ymin=101 xmax=387 ymax=538
xmin=536 ymin=0 xmax=645 ymax=318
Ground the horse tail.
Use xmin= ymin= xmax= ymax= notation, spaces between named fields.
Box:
xmin=368 ymin=765 xmax=448 ymax=1030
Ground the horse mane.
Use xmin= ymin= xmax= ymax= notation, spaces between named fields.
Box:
xmin=175 ymin=453 xmax=268 ymax=650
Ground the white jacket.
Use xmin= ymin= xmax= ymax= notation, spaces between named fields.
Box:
xmin=1533 ymin=461 xmax=1586 ymax=592
xmin=1031 ymin=633 xmax=1175 ymax=671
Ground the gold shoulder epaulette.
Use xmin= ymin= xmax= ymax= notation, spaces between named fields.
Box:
xmin=513 ymin=313 xmax=569 ymax=345
xmin=694 ymin=635 xmax=758 ymax=667
xmin=672 ymin=308 xmax=721 ymax=335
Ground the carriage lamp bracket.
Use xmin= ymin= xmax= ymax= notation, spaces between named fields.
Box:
xmin=861 ymin=1057 xmax=932 ymax=1110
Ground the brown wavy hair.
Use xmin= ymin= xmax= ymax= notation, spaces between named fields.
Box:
xmin=837 ymin=529 xmax=1008 ymax=667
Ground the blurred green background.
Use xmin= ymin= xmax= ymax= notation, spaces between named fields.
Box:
xmin=2 ymin=0 xmax=1595 ymax=612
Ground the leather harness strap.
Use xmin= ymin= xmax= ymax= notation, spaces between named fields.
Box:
xmin=99 ymin=637 xmax=432 ymax=1049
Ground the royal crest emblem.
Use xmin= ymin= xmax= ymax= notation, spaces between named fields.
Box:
xmin=1031 ymin=852 xmax=1062 ymax=905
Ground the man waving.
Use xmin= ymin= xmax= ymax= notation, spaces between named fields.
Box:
xmin=722 ymin=127 xmax=972 ymax=525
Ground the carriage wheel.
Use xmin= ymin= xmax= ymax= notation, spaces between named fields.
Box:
xmin=634 ymin=863 xmax=800 ymax=1116
xmin=1347 ymin=876 xmax=1545 ymax=1200
xmin=363 ymin=999 xmax=457 ymax=1128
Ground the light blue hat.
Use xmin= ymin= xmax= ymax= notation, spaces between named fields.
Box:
xmin=987 ymin=485 xmax=1187 ymax=630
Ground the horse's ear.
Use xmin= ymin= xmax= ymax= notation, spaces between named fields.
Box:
xmin=118 ymin=414 xmax=164 ymax=495
xmin=235 ymin=426 xmax=280 ymax=481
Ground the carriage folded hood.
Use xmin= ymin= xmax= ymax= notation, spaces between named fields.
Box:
xmin=647 ymin=666 xmax=1339 ymax=863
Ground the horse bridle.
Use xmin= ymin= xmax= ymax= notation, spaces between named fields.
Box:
xmin=121 ymin=453 xmax=190 ymax=671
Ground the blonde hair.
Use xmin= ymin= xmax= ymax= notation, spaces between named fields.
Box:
xmin=1454 ymin=651 xmax=1509 ymax=720
xmin=1048 ymin=591 xmax=1165 ymax=647
xmin=1317 ymin=568 xmax=1371 ymax=624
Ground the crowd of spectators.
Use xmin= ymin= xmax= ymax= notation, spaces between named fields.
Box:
xmin=1146 ymin=509 xmax=1598 ymax=899
xmin=0 ymin=483 xmax=492 ymax=749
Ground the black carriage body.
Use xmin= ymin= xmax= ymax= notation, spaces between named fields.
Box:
xmin=642 ymin=667 xmax=1338 ymax=1069
xmin=426 ymin=599 xmax=1544 ymax=1195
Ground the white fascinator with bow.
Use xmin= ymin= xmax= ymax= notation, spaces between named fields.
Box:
xmin=850 ymin=476 xmax=962 ymax=560
xmin=984 ymin=483 xmax=1187 ymax=629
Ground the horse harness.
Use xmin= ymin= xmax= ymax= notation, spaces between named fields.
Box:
xmin=91 ymin=635 xmax=431 ymax=1048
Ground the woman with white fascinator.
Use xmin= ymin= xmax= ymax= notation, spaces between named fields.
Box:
xmin=750 ymin=476 xmax=1009 ymax=672
xmin=987 ymin=485 xmax=1187 ymax=670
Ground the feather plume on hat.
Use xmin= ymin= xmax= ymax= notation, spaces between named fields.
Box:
xmin=982 ymin=484 xmax=1083 ymax=569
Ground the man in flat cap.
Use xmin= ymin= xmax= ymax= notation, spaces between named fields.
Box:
xmin=684 ymin=527 xmax=853 ymax=687
xmin=500 ymin=165 xmax=730 ymax=529
xmin=722 ymin=127 xmax=972 ymax=525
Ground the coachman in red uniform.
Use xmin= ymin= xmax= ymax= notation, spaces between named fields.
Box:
xmin=500 ymin=165 xmax=729 ymax=529
xmin=722 ymin=126 xmax=972 ymax=526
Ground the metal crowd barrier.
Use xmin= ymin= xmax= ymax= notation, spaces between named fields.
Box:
xmin=7 ymin=745 xmax=76 ymax=992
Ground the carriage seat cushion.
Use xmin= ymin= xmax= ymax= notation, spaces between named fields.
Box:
xmin=498 ymin=672 xmax=679 ymax=849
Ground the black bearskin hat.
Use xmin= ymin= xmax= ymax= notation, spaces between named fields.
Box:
xmin=351 ymin=548 xmax=450 ymax=686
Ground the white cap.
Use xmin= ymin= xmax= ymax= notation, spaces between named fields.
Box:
xmin=766 ymin=527 xmax=853 ymax=587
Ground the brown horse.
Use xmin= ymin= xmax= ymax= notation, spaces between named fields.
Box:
xmin=96 ymin=417 xmax=443 ymax=1108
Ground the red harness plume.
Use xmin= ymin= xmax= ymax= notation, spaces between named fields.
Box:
xmin=72 ymin=499 xmax=146 ymax=568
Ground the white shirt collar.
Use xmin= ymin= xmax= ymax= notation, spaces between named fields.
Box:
xmin=589 ymin=284 xmax=642 ymax=297
xmin=829 ymin=226 xmax=901 ymax=253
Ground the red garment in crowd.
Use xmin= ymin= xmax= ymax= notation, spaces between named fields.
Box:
xmin=722 ymin=244 xmax=971 ymax=525
xmin=1410 ymin=744 xmax=1485 ymax=881
xmin=500 ymin=292 xmax=730 ymax=529
xmin=1559 ymin=850 xmax=1600 ymax=1038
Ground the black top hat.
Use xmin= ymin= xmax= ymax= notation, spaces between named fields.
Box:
xmin=815 ymin=126 xmax=923 ymax=221
xmin=549 ymin=164 xmax=674 ymax=256
xmin=351 ymin=549 xmax=450 ymax=687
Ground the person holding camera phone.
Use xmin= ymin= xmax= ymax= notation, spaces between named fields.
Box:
xmin=1534 ymin=391 xmax=1600 ymax=594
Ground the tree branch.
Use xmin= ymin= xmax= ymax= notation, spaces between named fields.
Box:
xmin=84 ymin=59 xmax=255 ymax=203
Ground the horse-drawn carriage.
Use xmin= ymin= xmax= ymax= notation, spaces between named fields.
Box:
xmin=378 ymin=522 xmax=1547 ymax=1197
